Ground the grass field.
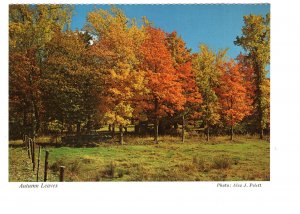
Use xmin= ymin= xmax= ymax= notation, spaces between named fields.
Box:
xmin=9 ymin=136 xmax=270 ymax=181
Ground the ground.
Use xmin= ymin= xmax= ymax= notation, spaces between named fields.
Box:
xmin=9 ymin=136 xmax=270 ymax=182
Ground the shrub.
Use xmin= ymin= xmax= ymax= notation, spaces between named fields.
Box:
xmin=50 ymin=159 xmax=65 ymax=172
xmin=213 ymin=155 xmax=232 ymax=169
xmin=69 ymin=159 xmax=82 ymax=173
xmin=117 ymin=169 xmax=124 ymax=178
xmin=104 ymin=161 xmax=115 ymax=178
xmin=193 ymin=156 xmax=212 ymax=172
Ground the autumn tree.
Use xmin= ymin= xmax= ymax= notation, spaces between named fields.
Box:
xmin=166 ymin=31 xmax=202 ymax=142
xmin=140 ymin=27 xmax=186 ymax=143
xmin=217 ymin=60 xmax=252 ymax=140
xmin=42 ymin=30 xmax=101 ymax=136
xmin=235 ymin=53 xmax=259 ymax=134
xmin=236 ymin=54 xmax=256 ymax=105
xmin=87 ymin=7 xmax=146 ymax=144
xmin=234 ymin=13 xmax=270 ymax=139
xmin=193 ymin=44 xmax=226 ymax=141
xmin=9 ymin=50 xmax=40 ymax=138
xmin=262 ymin=78 xmax=270 ymax=133
xmin=9 ymin=5 xmax=73 ymax=137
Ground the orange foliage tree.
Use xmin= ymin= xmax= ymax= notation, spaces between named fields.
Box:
xmin=217 ymin=60 xmax=252 ymax=140
xmin=166 ymin=31 xmax=202 ymax=142
xmin=9 ymin=50 xmax=41 ymax=138
xmin=140 ymin=27 xmax=186 ymax=143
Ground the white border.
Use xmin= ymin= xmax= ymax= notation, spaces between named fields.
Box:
xmin=1 ymin=0 xmax=300 ymax=213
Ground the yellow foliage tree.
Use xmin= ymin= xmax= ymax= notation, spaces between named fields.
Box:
xmin=87 ymin=6 xmax=147 ymax=144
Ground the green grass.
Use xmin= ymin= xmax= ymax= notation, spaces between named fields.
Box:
xmin=9 ymin=136 xmax=270 ymax=181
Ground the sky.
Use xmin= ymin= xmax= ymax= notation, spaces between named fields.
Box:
xmin=71 ymin=4 xmax=270 ymax=60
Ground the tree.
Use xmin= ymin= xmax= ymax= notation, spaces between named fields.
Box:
xmin=236 ymin=54 xmax=256 ymax=106
xmin=9 ymin=5 xmax=73 ymax=137
xmin=42 ymin=30 xmax=101 ymax=135
xmin=140 ymin=26 xmax=186 ymax=143
xmin=234 ymin=13 xmax=270 ymax=139
xmin=217 ymin=60 xmax=252 ymax=140
xmin=9 ymin=50 xmax=41 ymax=138
xmin=87 ymin=7 xmax=146 ymax=144
xmin=193 ymin=44 xmax=226 ymax=141
xmin=166 ymin=32 xmax=202 ymax=142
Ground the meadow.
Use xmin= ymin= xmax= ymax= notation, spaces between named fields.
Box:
xmin=9 ymin=136 xmax=270 ymax=182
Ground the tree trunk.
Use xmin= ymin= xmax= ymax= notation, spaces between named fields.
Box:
xmin=260 ymin=127 xmax=264 ymax=140
xmin=119 ymin=125 xmax=123 ymax=145
xmin=32 ymin=100 xmax=40 ymax=136
xmin=134 ymin=124 xmax=140 ymax=134
xmin=159 ymin=120 xmax=167 ymax=135
xmin=23 ymin=110 xmax=28 ymax=135
xmin=181 ymin=115 xmax=185 ymax=143
xmin=108 ymin=124 xmax=111 ymax=132
xmin=124 ymin=126 xmax=128 ymax=133
xmin=61 ymin=120 xmax=64 ymax=136
xmin=154 ymin=98 xmax=159 ymax=144
xmin=67 ymin=124 xmax=72 ymax=134
xmin=230 ymin=125 xmax=234 ymax=141
xmin=112 ymin=124 xmax=115 ymax=138
xmin=174 ymin=123 xmax=178 ymax=130
xmin=206 ymin=125 xmax=210 ymax=142
xmin=86 ymin=119 xmax=92 ymax=133
xmin=154 ymin=118 xmax=158 ymax=144
xmin=76 ymin=122 xmax=81 ymax=136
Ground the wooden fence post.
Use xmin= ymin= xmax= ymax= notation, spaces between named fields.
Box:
xmin=59 ymin=166 xmax=65 ymax=182
xmin=27 ymin=136 xmax=31 ymax=159
xmin=31 ymin=139 xmax=35 ymax=171
xmin=36 ymin=146 xmax=41 ymax=182
xmin=44 ymin=150 xmax=49 ymax=182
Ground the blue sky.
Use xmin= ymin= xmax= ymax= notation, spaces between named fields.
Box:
xmin=71 ymin=4 xmax=270 ymax=59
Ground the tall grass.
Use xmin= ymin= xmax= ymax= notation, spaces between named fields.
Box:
xmin=9 ymin=136 xmax=270 ymax=181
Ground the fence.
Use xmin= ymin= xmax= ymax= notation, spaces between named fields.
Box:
xmin=23 ymin=135 xmax=65 ymax=182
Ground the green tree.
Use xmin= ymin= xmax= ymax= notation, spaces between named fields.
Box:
xmin=193 ymin=44 xmax=226 ymax=141
xmin=234 ymin=13 xmax=270 ymax=139
xmin=42 ymin=30 xmax=101 ymax=136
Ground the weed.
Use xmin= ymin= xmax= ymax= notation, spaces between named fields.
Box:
xmin=117 ymin=169 xmax=124 ymax=178
xmin=69 ymin=159 xmax=82 ymax=173
xmin=81 ymin=157 xmax=94 ymax=164
xmin=213 ymin=155 xmax=232 ymax=169
xmin=232 ymin=157 xmax=240 ymax=165
xmin=104 ymin=161 xmax=115 ymax=178
xmin=193 ymin=156 xmax=212 ymax=172
xmin=50 ymin=159 xmax=65 ymax=172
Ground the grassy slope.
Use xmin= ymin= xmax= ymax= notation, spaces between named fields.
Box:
xmin=9 ymin=137 xmax=270 ymax=182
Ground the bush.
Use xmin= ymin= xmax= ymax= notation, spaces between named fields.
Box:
xmin=50 ymin=159 xmax=65 ymax=172
xmin=213 ymin=155 xmax=232 ymax=169
xmin=117 ymin=169 xmax=124 ymax=178
xmin=104 ymin=161 xmax=115 ymax=178
xmin=69 ymin=159 xmax=82 ymax=173
xmin=193 ymin=156 xmax=212 ymax=172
